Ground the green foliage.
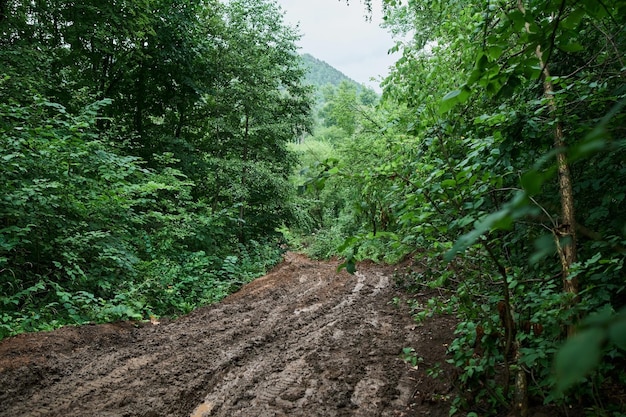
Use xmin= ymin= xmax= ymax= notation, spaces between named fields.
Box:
xmin=289 ymin=91 xmax=399 ymax=261
xmin=555 ymin=306 xmax=626 ymax=394
xmin=323 ymin=0 xmax=626 ymax=414
xmin=399 ymin=346 xmax=423 ymax=367
xmin=319 ymin=81 xmax=360 ymax=135
xmin=0 ymin=0 xmax=310 ymax=339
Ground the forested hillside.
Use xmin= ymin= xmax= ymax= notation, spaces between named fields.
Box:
xmin=0 ymin=0 xmax=313 ymax=337
xmin=300 ymin=53 xmax=362 ymax=91
xmin=291 ymin=0 xmax=626 ymax=415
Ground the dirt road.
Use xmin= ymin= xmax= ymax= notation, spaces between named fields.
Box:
xmin=0 ymin=253 xmax=456 ymax=417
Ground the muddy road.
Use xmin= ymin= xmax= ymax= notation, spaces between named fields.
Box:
xmin=0 ymin=253 xmax=456 ymax=417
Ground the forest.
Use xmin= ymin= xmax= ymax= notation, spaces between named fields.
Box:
xmin=1 ymin=0 xmax=626 ymax=416
xmin=1 ymin=0 xmax=312 ymax=332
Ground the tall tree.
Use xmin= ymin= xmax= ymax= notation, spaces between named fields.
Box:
xmin=206 ymin=0 xmax=313 ymax=241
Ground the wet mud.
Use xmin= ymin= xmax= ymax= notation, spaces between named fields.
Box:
xmin=0 ymin=253 xmax=456 ymax=417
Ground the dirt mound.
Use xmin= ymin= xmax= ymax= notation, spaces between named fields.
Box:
xmin=0 ymin=252 xmax=456 ymax=417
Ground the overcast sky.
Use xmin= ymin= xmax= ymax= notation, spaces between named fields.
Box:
xmin=274 ymin=0 xmax=398 ymax=92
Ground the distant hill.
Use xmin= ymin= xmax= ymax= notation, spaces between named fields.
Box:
xmin=300 ymin=53 xmax=362 ymax=92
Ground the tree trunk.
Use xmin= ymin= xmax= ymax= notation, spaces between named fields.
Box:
xmin=536 ymin=50 xmax=579 ymax=312
xmin=518 ymin=0 xmax=578 ymax=331
xmin=484 ymin=242 xmax=526 ymax=415
xmin=513 ymin=347 xmax=528 ymax=417
xmin=134 ymin=60 xmax=145 ymax=137
xmin=239 ymin=114 xmax=250 ymax=243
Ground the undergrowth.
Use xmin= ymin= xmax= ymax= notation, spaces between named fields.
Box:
xmin=0 ymin=241 xmax=283 ymax=340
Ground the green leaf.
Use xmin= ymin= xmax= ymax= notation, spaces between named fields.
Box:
xmin=561 ymin=8 xmax=586 ymax=30
xmin=441 ymin=179 xmax=456 ymax=188
xmin=608 ymin=310 xmax=626 ymax=350
xmin=486 ymin=45 xmax=503 ymax=61
xmin=582 ymin=0 xmax=609 ymax=19
xmin=442 ymin=89 xmax=463 ymax=102
xmin=338 ymin=258 xmax=357 ymax=274
xmin=445 ymin=209 xmax=509 ymax=261
xmin=337 ymin=236 xmax=359 ymax=253
xmin=520 ymin=170 xmax=544 ymax=196
xmin=468 ymin=54 xmax=489 ymax=85
xmin=555 ymin=328 xmax=606 ymax=393
xmin=507 ymin=10 xmax=526 ymax=31
xmin=581 ymin=304 xmax=614 ymax=327
xmin=496 ymin=75 xmax=521 ymax=99
xmin=558 ymin=41 xmax=584 ymax=53
xmin=439 ymin=86 xmax=471 ymax=114
xmin=569 ymin=136 xmax=607 ymax=162
xmin=530 ymin=234 xmax=556 ymax=264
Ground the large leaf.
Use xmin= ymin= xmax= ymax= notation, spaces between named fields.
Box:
xmin=520 ymin=169 xmax=545 ymax=196
xmin=609 ymin=309 xmax=626 ymax=350
xmin=555 ymin=328 xmax=606 ymax=393
xmin=438 ymin=85 xmax=471 ymax=114
xmin=445 ymin=209 xmax=510 ymax=261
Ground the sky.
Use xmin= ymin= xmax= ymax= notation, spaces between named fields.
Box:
xmin=274 ymin=0 xmax=399 ymax=92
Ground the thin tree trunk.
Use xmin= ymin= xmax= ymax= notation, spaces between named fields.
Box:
xmin=518 ymin=0 xmax=578 ymax=327
xmin=0 ymin=0 xmax=6 ymax=23
xmin=175 ymin=109 xmax=185 ymax=138
xmin=134 ymin=60 xmax=145 ymax=137
xmin=484 ymin=242 xmax=525 ymax=415
xmin=536 ymin=51 xmax=579 ymax=308
xmin=513 ymin=348 xmax=528 ymax=417
xmin=239 ymin=114 xmax=250 ymax=242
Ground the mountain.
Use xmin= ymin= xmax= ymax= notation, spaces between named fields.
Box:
xmin=300 ymin=53 xmax=363 ymax=92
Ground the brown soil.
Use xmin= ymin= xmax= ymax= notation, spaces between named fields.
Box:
xmin=0 ymin=253 xmax=458 ymax=417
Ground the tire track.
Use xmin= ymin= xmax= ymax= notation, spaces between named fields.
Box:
xmin=0 ymin=254 xmax=456 ymax=417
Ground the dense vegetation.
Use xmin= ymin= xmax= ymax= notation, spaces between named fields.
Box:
xmin=1 ymin=0 xmax=312 ymax=336
xmin=291 ymin=0 xmax=626 ymax=415
xmin=2 ymin=0 xmax=625 ymax=415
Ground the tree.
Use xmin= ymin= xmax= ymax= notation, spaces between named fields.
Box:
xmin=319 ymin=81 xmax=359 ymax=135
xmin=203 ymin=0 xmax=313 ymax=241
xmin=328 ymin=0 xmax=626 ymax=414
xmin=0 ymin=0 xmax=313 ymax=337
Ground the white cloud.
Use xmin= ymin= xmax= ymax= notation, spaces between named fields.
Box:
xmin=275 ymin=0 xmax=398 ymax=92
